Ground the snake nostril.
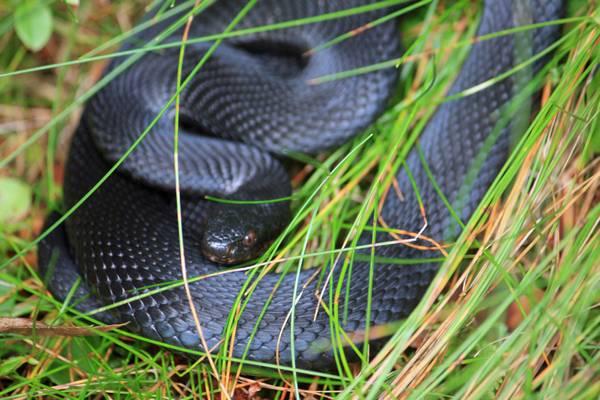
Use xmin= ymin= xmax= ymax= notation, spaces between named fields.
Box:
xmin=226 ymin=245 xmax=235 ymax=257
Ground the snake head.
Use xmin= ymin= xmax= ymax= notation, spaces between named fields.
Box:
xmin=201 ymin=203 xmax=289 ymax=265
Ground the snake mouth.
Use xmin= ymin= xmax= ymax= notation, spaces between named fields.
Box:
xmin=201 ymin=239 xmax=275 ymax=266
xmin=203 ymin=252 xmax=244 ymax=265
xmin=201 ymin=241 xmax=240 ymax=265
xmin=206 ymin=256 xmax=236 ymax=264
xmin=200 ymin=237 xmax=254 ymax=266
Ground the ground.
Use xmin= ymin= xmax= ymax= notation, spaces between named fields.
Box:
xmin=0 ymin=1 xmax=598 ymax=399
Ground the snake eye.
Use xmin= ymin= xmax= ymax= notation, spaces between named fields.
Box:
xmin=242 ymin=230 xmax=257 ymax=247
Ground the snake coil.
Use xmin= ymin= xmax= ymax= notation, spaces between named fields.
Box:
xmin=39 ymin=0 xmax=563 ymax=369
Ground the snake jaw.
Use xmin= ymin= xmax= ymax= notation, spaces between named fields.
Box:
xmin=200 ymin=229 xmax=262 ymax=265
xmin=203 ymin=252 xmax=240 ymax=265
xmin=201 ymin=230 xmax=274 ymax=265
xmin=201 ymin=238 xmax=239 ymax=265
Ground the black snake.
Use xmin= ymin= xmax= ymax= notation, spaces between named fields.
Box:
xmin=38 ymin=0 xmax=563 ymax=369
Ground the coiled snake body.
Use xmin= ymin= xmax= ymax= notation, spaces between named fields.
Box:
xmin=39 ymin=0 xmax=563 ymax=369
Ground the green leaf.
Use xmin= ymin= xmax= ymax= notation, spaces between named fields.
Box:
xmin=0 ymin=356 xmax=26 ymax=377
xmin=0 ymin=177 xmax=32 ymax=224
xmin=14 ymin=1 xmax=53 ymax=52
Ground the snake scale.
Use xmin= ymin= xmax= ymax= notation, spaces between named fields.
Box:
xmin=38 ymin=0 xmax=563 ymax=369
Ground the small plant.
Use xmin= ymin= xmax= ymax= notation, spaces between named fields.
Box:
xmin=13 ymin=0 xmax=54 ymax=52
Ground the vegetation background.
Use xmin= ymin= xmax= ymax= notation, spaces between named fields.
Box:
xmin=0 ymin=0 xmax=598 ymax=398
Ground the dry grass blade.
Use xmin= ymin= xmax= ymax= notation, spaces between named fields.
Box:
xmin=0 ymin=317 xmax=124 ymax=336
